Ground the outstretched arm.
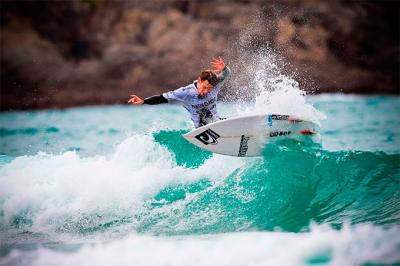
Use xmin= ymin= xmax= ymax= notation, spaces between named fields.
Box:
xmin=128 ymin=94 xmax=168 ymax=105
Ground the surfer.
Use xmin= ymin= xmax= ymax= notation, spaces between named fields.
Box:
xmin=128 ymin=57 xmax=231 ymax=128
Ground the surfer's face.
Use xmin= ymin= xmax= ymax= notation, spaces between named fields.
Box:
xmin=197 ymin=79 xmax=213 ymax=96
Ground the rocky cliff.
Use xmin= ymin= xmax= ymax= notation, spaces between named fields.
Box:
xmin=1 ymin=0 xmax=398 ymax=110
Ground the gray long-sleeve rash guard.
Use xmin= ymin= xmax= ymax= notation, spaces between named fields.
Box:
xmin=160 ymin=66 xmax=231 ymax=127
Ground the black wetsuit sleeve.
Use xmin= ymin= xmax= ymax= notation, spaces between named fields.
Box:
xmin=143 ymin=95 xmax=168 ymax=105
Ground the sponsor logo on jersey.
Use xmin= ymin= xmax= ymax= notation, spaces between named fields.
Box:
xmin=269 ymin=131 xmax=291 ymax=137
xmin=191 ymin=99 xmax=216 ymax=109
xmin=238 ymin=135 xmax=250 ymax=157
xmin=195 ymin=129 xmax=220 ymax=145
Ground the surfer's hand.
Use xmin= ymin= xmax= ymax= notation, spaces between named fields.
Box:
xmin=211 ymin=56 xmax=225 ymax=73
xmin=128 ymin=95 xmax=144 ymax=105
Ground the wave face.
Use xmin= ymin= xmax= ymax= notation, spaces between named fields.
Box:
xmin=152 ymin=130 xmax=400 ymax=232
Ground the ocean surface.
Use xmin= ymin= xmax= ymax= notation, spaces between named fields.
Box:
xmin=0 ymin=91 xmax=399 ymax=265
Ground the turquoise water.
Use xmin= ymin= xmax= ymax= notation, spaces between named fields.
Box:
xmin=0 ymin=95 xmax=399 ymax=265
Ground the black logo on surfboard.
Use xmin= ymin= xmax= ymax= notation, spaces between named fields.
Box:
xmin=269 ymin=131 xmax=291 ymax=137
xmin=238 ymin=135 xmax=250 ymax=157
xmin=271 ymin=114 xmax=289 ymax=120
xmin=195 ymin=129 xmax=220 ymax=145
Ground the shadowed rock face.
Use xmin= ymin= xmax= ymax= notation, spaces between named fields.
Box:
xmin=1 ymin=0 xmax=398 ymax=110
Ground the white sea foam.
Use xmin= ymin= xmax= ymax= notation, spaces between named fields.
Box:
xmin=0 ymin=134 xmax=244 ymax=240
xmin=229 ymin=50 xmax=326 ymax=125
xmin=2 ymin=223 xmax=399 ymax=266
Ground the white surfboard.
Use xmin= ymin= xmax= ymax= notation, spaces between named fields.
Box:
xmin=183 ymin=114 xmax=320 ymax=157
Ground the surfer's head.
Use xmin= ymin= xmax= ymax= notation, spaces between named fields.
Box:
xmin=197 ymin=70 xmax=218 ymax=96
